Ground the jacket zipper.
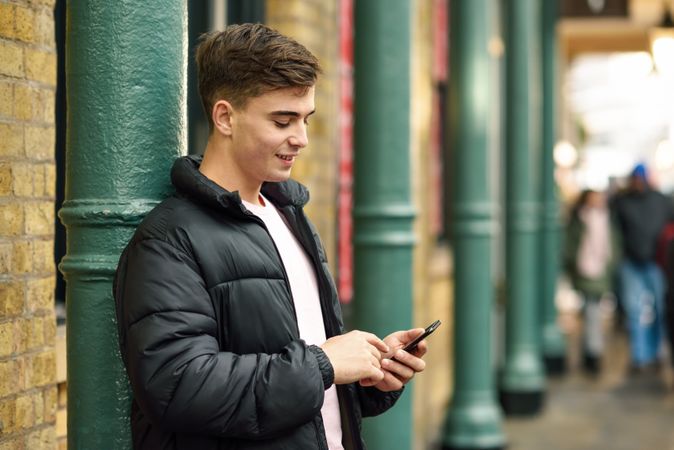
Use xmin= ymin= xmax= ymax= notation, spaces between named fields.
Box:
xmin=292 ymin=210 xmax=365 ymax=450
xmin=242 ymin=209 xmax=330 ymax=450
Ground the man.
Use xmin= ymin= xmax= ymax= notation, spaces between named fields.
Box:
xmin=612 ymin=163 xmax=674 ymax=372
xmin=114 ymin=23 xmax=427 ymax=450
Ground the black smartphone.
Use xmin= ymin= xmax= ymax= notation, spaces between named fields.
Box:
xmin=398 ymin=319 xmax=441 ymax=355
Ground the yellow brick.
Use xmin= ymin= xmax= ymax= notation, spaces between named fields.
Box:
xmin=26 ymin=426 xmax=55 ymax=449
xmin=0 ymin=360 xmax=18 ymax=396
xmin=0 ymin=437 xmax=25 ymax=450
xmin=0 ymin=397 xmax=17 ymax=435
xmin=15 ymin=317 xmax=29 ymax=353
xmin=0 ymin=164 xmax=11 ymax=196
xmin=0 ymin=3 xmax=15 ymax=39
xmin=15 ymin=4 xmax=35 ymax=44
xmin=44 ymin=385 xmax=57 ymax=423
xmin=0 ymin=41 xmax=23 ymax=78
xmin=0 ymin=123 xmax=24 ymax=157
xmin=24 ymin=201 xmax=53 ymax=236
xmin=13 ymin=240 xmax=33 ymax=273
xmin=44 ymin=164 xmax=55 ymax=197
xmin=1 ymin=281 xmax=25 ymax=316
xmin=32 ymin=239 xmax=53 ymax=273
xmin=33 ymin=165 xmax=45 ymax=198
xmin=28 ymin=350 xmax=56 ymax=387
xmin=26 ymin=49 xmax=56 ymax=86
xmin=0 ymin=203 xmax=24 ymax=236
xmin=44 ymin=313 xmax=56 ymax=345
xmin=34 ymin=390 xmax=45 ymax=425
xmin=12 ymin=163 xmax=34 ymax=197
xmin=0 ymin=81 xmax=13 ymax=118
xmin=25 ymin=125 xmax=54 ymax=160
xmin=35 ymin=7 xmax=55 ymax=47
xmin=0 ymin=241 xmax=10 ymax=273
xmin=58 ymin=438 xmax=67 ymax=450
xmin=15 ymin=393 xmax=35 ymax=430
xmin=15 ymin=84 xmax=34 ymax=121
xmin=0 ymin=321 xmax=15 ymax=357
xmin=13 ymin=85 xmax=52 ymax=122
xmin=27 ymin=276 xmax=54 ymax=313
xmin=27 ymin=316 xmax=45 ymax=349
xmin=39 ymin=88 xmax=55 ymax=123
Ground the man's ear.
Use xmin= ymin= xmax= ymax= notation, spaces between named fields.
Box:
xmin=212 ymin=100 xmax=234 ymax=136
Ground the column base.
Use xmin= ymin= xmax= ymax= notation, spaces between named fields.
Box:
xmin=499 ymin=390 xmax=544 ymax=416
xmin=543 ymin=355 xmax=566 ymax=376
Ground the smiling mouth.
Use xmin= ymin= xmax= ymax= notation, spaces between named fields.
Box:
xmin=277 ymin=154 xmax=296 ymax=161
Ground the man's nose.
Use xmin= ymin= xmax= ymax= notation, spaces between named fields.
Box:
xmin=289 ymin=123 xmax=309 ymax=148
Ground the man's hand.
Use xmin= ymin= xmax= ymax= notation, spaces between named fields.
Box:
xmin=369 ymin=328 xmax=428 ymax=392
xmin=320 ymin=330 xmax=390 ymax=385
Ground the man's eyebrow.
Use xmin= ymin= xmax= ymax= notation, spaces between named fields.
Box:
xmin=269 ymin=110 xmax=316 ymax=117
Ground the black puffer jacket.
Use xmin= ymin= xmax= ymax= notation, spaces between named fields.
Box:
xmin=113 ymin=156 xmax=401 ymax=450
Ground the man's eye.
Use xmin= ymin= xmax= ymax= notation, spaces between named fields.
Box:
xmin=274 ymin=121 xmax=290 ymax=128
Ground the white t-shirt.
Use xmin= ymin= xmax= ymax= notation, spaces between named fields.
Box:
xmin=243 ymin=195 xmax=344 ymax=450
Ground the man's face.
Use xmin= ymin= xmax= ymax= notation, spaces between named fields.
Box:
xmin=228 ymin=86 xmax=315 ymax=186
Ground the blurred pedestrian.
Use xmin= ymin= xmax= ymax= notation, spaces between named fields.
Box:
xmin=612 ymin=163 xmax=674 ymax=372
xmin=656 ymin=218 xmax=674 ymax=367
xmin=565 ymin=189 xmax=618 ymax=375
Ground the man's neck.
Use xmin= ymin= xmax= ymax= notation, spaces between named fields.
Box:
xmin=199 ymin=140 xmax=263 ymax=205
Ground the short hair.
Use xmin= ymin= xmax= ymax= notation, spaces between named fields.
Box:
xmin=195 ymin=23 xmax=322 ymax=130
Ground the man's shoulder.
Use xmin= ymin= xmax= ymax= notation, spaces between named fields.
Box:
xmin=132 ymin=194 xmax=218 ymax=246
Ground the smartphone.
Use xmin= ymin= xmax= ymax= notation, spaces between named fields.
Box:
xmin=396 ymin=320 xmax=441 ymax=357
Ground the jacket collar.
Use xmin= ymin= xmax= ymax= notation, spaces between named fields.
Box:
xmin=170 ymin=155 xmax=310 ymax=211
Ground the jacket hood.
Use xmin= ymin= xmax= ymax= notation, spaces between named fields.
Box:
xmin=170 ymin=155 xmax=310 ymax=211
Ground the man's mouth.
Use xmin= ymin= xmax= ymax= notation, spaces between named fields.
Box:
xmin=277 ymin=154 xmax=296 ymax=161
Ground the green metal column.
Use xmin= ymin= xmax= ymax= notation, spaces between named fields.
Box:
xmin=441 ymin=1 xmax=506 ymax=449
xmin=499 ymin=0 xmax=546 ymax=415
xmin=353 ymin=1 xmax=415 ymax=448
xmin=539 ymin=0 xmax=566 ymax=375
xmin=60 ymin=2 xmax=186 ymax=448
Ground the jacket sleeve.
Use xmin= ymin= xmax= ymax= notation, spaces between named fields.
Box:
xmin=114 ymin=238 xmax=333 ymax=439
xmin=355 ymin=385 xmax=403 ymax=417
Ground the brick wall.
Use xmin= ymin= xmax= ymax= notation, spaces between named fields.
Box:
xmin=267 ymin=0 xmax=340 ymax=267
xmin=0 ymin=0 xmax=58 ymax=448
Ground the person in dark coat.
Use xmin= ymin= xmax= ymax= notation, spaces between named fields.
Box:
xmin=113 ymin=23 xmax=428 ymax=450
xmin=612 ymin=163 xmax=674 ymax=372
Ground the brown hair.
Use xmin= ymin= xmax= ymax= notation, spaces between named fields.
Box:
xmin=195 ymin=23 xmax=321 ymax=130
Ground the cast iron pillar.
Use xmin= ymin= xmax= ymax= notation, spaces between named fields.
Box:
xmin=353 ymin=1 xmax=415 ymax=448
xmin=60 ymin=2 xmax=186 ymax=448
xmin=441 ymin=1 xmax=506 ymax=449
xmin=499 ymin=0 xmax=546 ymax=416
xmin=539 ymin=0 xmax=566 ymax=375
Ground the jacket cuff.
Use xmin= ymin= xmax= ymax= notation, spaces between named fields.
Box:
xmin=308 ymin=345 xmax=334 ymax=390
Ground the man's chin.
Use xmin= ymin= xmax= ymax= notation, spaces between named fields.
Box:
xmin=266 ymin=171 xmax=293 ymax=183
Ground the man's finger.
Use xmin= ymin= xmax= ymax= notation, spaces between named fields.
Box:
xmin=365 ymin=333 xmax=390 ymax=353
xmin=413 ymin=340 xmax=428 ymax=358
xmin=404 ymin=328 xmax=425 ymax=342
xmin=382 ymin=358 xmax=414 ymax=381
xmin=367 ymin=345 xmax=382 ymax=361
xmin=381 ymin=371 xmax=403 ymax=391
xmin=393 ymin=350 xmax=426 ymax=372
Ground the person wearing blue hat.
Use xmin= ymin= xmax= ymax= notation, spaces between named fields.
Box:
xmin=612 ymin=163 xmax=674 ymax=373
